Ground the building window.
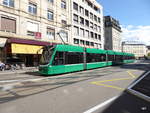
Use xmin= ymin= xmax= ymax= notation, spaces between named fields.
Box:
xmin=27 ymin=31 xmax=34 ymax=36
xmin=98 ymin=17 xmax=101 ymax=23
xmin=0 ymin=16 xmax=16 ymax=33
xmin=85 ymin=30 xmax=89 ymax=38
xmin=91 ymin=42 xmax=94 ymax=46
xmin=98 ymin=35 xmax=101 ymax=41
xmin=85 ymin=19 xmax=89 ymax=27
xmin=59 ymin=30 xmax=68 ymax=42
xmin=61 ymin=0 xmax=66 ymax=9
xmin=90 ymin=31 xmax=94 ymax=38
xmin=47 ymin=10 xmax=53 ymax=20
xmin=28 ymin=2 xmax=37 ymax=15
xmin=94 ymin=24 xmax=97 ymax=31
xmin=99 ymin=44 xmax=101 ymax=48
xmin=73 ymin=14 xmax=78 ymax=23
xmin=85 ymin=9 xmax=89 ymax=17
xmin=48 ymin=0 xmax=53 ymax=3
xmin=80 ymin=28 xmax=84 ymax=37
xmin=90 ymin=12 xmax=93 ymax=20
xmin=80 ymin=17 xmax=84 ymax=25
xmin=27 ymin=21 xmax=39 ymax=36
xmin=98 ymin=9 xmax=101 ymax=14
xmin=98 ymin=26 xmax=101 ymax=33
xmin=74 ymin=38 xmax=79 ymax=44
xmin=94 ymin=6 xmax=98 ymax=12
xmin=47 ymin=27 xmax=55 ymax=40
xmin=86 ymin=41 xmax=89 ymax=46
xmin=90 ymin=22 xmax=93 ymax=29
xmin=3 ymin=0 xmax=14 ymax=7
xmin=80 ymin=6 xmax=84 ymax=14
xmin=95 ymin=33 xmax=97 ymax=39
xmin=80 ymin=40 xmax=85 ymax=45
xmin=94 ymin=15 xmax=97 ymax=22
xmin=73 ymin=2 xmax=78 ymax=11
xmin=94 ymin=43 xmax=98 ymax=48
xmin=74 ymin=26 xmax=79 ymax=35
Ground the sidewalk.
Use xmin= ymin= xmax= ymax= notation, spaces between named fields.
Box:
xmin=0 ymin=67 xmax=38 ymax=75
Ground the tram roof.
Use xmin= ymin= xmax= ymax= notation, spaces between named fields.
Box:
xmin=55 ymin=44 xmax=84 ymax=52
xmin=114 ymin=51 xmax=124 ymax=55
xmin=107 ymin=50 xmax=115 ymax=55
xmin=86 ymin=48 xmax=107 ymax=54
xmin=124 ymin=52 xmax=134 ymax=56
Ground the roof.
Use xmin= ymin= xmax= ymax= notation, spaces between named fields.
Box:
xmin=55 ymin=44 xmax=84 ymax=52
xmin=86 ymin=48 xmax=107 ymax=54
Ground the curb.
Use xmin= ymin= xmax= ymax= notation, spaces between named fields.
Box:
xmin=0 ymin=69 xmax=38 ymax=75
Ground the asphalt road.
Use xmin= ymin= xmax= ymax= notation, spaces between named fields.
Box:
xmin=0 ymin=61 xmax=149 ymax=113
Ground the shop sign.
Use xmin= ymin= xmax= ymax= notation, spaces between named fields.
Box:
xmin=35 ymin=32 xmax=42 ymax=39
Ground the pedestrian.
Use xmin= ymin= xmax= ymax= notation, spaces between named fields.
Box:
xmin=0 ymin=61 xmax=5 ymax=71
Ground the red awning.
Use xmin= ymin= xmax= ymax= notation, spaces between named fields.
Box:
xmin=8 ymin=38 xmax=55 ymax=46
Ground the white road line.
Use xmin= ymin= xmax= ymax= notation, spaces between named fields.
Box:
xmin=83 ymin=96 xmax=118 ymax=113
xmin=0 ymin=80 xmax=19 ymax=83
xmin=0 ymin=78 xmax=44 ymax=83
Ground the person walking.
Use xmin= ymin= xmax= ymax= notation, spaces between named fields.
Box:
xmin=0 ymin=61 xmax=5 ymax=71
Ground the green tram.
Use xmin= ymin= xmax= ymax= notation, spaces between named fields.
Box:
xmin=39 ymin=44 xmax=135 ymax=75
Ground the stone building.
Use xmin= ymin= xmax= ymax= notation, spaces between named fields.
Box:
xmin=104 ymin=16 xmax=122 ymax=52
xmin=122 ymin=41 xmax=147 ymax=59
xmin=0 ymin=0 xmax=71 ymax=66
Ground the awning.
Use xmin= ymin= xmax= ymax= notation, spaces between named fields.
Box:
xmin=0 ymin=38 xmax=7 ymax=47
xmin=11 ymin=43 xmax=43 ymax=54
xmin=9 ymin=38 xmax=54 ymax=46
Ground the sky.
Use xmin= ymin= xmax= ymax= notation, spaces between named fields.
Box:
xmin=97 ymin=0 xmax=150 ymax=45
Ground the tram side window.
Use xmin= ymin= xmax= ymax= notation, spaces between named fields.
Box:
xmin=101 ymin=54 xmax=106 ymax=61
xmin=124 ymin=56 xmax=127 ymax=60
xmin=65 ymin=52 xmax=83 ymax=64
xmin=52 ymin=52 xmax=64 ymax=65
xmin=86 ymin=53 xmax=106 ymax=63
xmin=115 ymin=55 xmax=123 ymax=61
xmin=108 ymin=55 xmax=114 ymax=61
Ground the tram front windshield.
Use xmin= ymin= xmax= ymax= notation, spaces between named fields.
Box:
xmin=39 ymin=46 xmax=54 ymax=65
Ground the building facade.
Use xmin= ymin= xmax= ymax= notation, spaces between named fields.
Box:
xmin=122 ymin=42 xmax=147 ymax=59
xmin=71 ymin=0 xmax=104 ymax=49
xmin=0 ymin=0 xmax=71 ymax=66
xmin=0 ymin=0 xmax=104 ymax=66
xmin=104 ymin=16 xmax=122 ymax=52
xmin=146 ymin=46 xmax=150 ymax=59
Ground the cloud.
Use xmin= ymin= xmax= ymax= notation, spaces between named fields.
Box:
xmin=121 ymin=25 xmax=150 ymax=45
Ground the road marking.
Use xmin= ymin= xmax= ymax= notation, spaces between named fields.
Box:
xmin=92 ymin=77 xmax=132 ymax=83
xmin=92 ymin=83 xmax=124 ymax=90
xmin=91 ymin=70 xmax=137 ymax=90
xmin=83 ymin=96 xmax=117 ymax=113
xmin=127 ymin=71 xmax=136 ymax=78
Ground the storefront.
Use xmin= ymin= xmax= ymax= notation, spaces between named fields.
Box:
xmin=0 ymin=38 xmax=7 ymax=62
xmin=6 ymin=38 xmax=55 ymax=67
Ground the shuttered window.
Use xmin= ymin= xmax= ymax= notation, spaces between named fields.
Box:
xmin=0 ymin=16 xmax=16 ymax=33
